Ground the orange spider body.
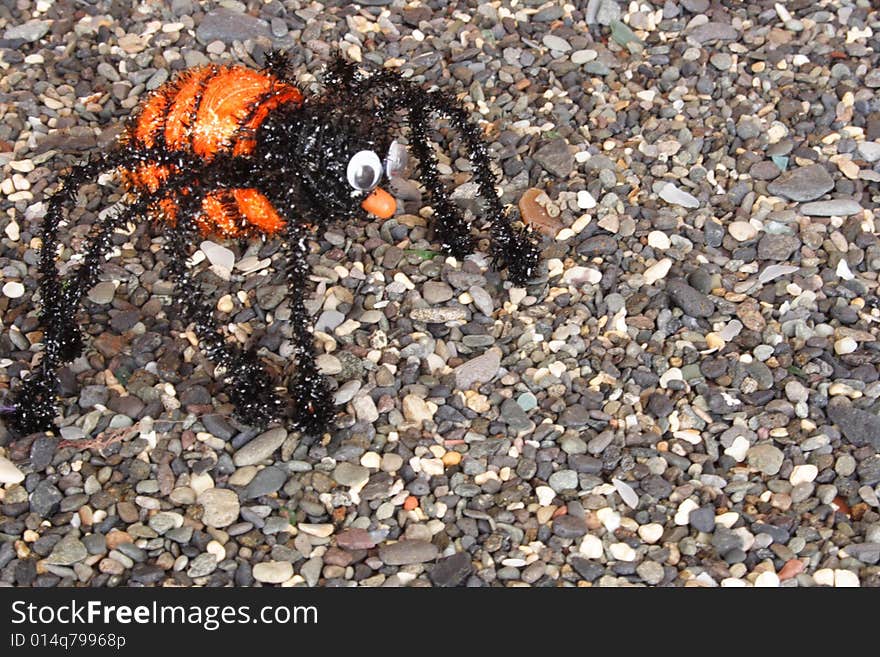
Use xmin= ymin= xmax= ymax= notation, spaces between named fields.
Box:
xmin=121 ymin=64 xmax=303 ymax=236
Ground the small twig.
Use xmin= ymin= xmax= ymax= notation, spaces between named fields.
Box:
xmin=57 ymin=421 xmax=141 ymax=454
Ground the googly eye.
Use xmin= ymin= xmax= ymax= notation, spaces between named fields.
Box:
xmin=384 ymin=140 xmax=408 ymax=179
xmin=346 ymin=150 xmax=383 ymax=192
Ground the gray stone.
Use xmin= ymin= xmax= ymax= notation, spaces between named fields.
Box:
xmin=636 ymin=560 xmax=665 ymax=585
xmin=549 ymin=470 xmax=579 ymax=492
xmin=198 ymin=488 xmax=240 ymax=528
xmin=196 ymin=8 xmax=272 ymax=44
xmin=379 ymin=540 xmax=439 ymax=565
xmin=4 ymin=20 xmax=50 ymax=42
xmin=430 ymin=551 xmax=473 ymax=587
xmin=757 ymin=234 xmax=800 ymax=261
xmin=666 ymin=279 xmax=715 ymax=318
xmin=315 ymin=310 xmax=345 ymax=332
xmin=30 ymin=480 xmax=62 ymax=517
xmin=252 ymin=561 xmax=293 ymax=584
xmin=843 ymin=543 xmax=880 ymax=564
xmin=552 ymin=515 xmax=588 ymax=538
xmin=689 ymin=22 xmax=739 ymax=43
xmin=243 ymin=466 xmax=287 ymax=499
xmin=500 ymin=398 xmax=535 ymax=435
xmin=857 ymin=455 xmax=880 ymax=486
xmin=333 ymin=462 xmax=370 ymax=488
xmin=559 ymin=404 xmax=590 ymax=428
xmin=800 ymin=199 xmax=863 ymax=216
xmin=187 ymin=553 xmax=217 ymax=578
xmin=747 ymin=444 xmax=784 ymax=476
xmin=422 ymin=281 xmax=454 ymax=304
xmin=233 ymin=428 xmax=287 ymax=466
xmin=454 ymin=348 xmax=501 ymax=389
xmin=577 ymin=235 xmax=618 ymax=256
xmin=767 ymin=164 xmax=834 ymax=202
xmin=689 ymin=505 xmax=716 ymax=532
xmin=45 ymin=535 xmax=88 ymax=566
xmin=534 ymin=138 xmax=573 ymax=178
xmin=828 ymin=401 xmax=880 ymax=450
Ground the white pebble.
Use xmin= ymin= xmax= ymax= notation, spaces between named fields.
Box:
xmin=576 ymin=190 xmax=596 ymax=209
xmin=659 ymin=182 xmax=699 ymax=208
xmin=596 ymin=507 xmax=621 ymax=532
xmin=535 ymin=485 xmax=556 ymax=506
xmin=659 ymin=366 xmax=682 ymax=389
xmin=360 ymin=452 xmax=381 ymax=469
xmin=789 ymin=464 xmax=818 ymax=486
xmin=200 ymin=240 xmax=235 ymax=271
xmin=814 ymin=568 xmax=835 ymax=586
xmin=612 ymin=478 xmax=639 ymax=509
xmin=4 ymin=220 xmax=19 ymax=241
xmin=834 ymin=569 xmax=860 ymax=587
xmin=647 ymin=230 xmax=671 ymax=250
xmin=0 ymin=456 xmax=25 ymax=484
xmin=724 ymin=435 xmax=750 ymax=462
xmin=609 ymin=542 xmax=636 ymax=562
xmin=836 ymin=259 xmax=854 ymax=281
xmin=579 ymin=534 xmax=604 ymax=559
xmin=834 ymin=337 xmax=857 ymax=355
xmin=754 ymin=571 xmax=780 ymax=587
xmin=674 ymin=498 xmax=699 ymax=525
xmin=2 ymin=281 xmax=24 ymax=298
xmin=638 ymin=523 xmax=664 ymax=544
xmin=728 ymin=221 xmax=757 ymax=241
xmin=643 ymin=258 xmax=672 ymax=285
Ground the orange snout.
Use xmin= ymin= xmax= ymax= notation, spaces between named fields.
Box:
xmin=361 ymin=187 xmax=396 ymax=219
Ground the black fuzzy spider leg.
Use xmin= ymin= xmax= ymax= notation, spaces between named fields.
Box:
xmin=407 ymin=103 xmax=475 ymax=259
xmin=8 ymin=189 xmax=145 ymax=435
xmin=280 ymin=220 xmax=333 ymax=435
xmin=416 ymin=91 xmax=539 ymax=285
xmin=340 ymin=68 xmax=539 ymax=284
xmin=161 ymin=222 xmax=284 ymax=429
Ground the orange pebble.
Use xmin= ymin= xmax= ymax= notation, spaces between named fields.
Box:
xmin=778 ymin=559 xmax=805 ymax=581
xmin=552 ymin=505 xmax=568 ymax=518
xmin=403 ymin=495 xmax=419 ymax=511
xmin=442 ymin=451 xmax=462 ymax=466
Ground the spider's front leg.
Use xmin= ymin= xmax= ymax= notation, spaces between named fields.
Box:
xmin=280 ymin=219 xmax=334 ymax=435
xmin=161 ymin=221 xmax=285 ymax=429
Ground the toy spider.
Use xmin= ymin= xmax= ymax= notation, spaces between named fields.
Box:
xmin=6 ymin=52 xmax=539 ymax=437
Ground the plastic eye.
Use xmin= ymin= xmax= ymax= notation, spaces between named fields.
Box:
xmin=384 ymin=140 xmax=408 ymax=179
xmin=346 ymin=150 xmax=383 ymax=192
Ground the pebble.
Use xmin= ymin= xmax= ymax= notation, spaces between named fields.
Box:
xmin=828 ymin=403 xmax=880 ymax=449
xmin=666 ymin=279 xmax=714 ymax=317
xmin=767 ymin=164 xmax=834 ymax=202
xmin=728 ymin=221 xmax=757 ymax=241
xmin=252 ymin=561 xmax=293 ymax=584
xmin=430 ymin=552 xmax=473 ymax=587
xmin=0 ymin=456 xmax=25 ymax=484
xmin=659 ymin=183 xmax=699 ymax=208
xmin=747 ymin=444 xmax=785 ymax=476
xmin=454 ymin=348 xmax=501 ymax=389
xmin=2 ymin=281 xmax=24 ymax=298
xmin=643 ymin=258 xmax=671 ymax=285
xmin=198 ymin=488 xmax=240 ymax=528
xmin=800 ymin=200 xmax=862 ymax=216
xmin=232 ymin=428 xmax=287 ymax=467
xmin=378 ymin=540 xmax=439 ymax=565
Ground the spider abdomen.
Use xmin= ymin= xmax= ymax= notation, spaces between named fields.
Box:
xmin=120 ymin=64 xmax=302 ymax=237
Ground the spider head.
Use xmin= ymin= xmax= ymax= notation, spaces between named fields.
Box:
xmin=258 ymin=103 xmax=403 ymax=222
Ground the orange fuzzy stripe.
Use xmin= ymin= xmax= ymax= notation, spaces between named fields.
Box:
xmin=233 ymin=188 xmax=285 ymax=234
xmin=192 ymin=68 xmax=274 ymax=159
xmin=164 ymin=66 xmax=216 ymax=151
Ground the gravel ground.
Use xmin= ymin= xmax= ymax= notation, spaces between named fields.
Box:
xmin=1 ymin=0 xmax=880 ymax=588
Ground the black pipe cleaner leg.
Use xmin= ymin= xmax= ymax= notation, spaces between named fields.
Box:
xmin=417 ymin=91 xmax=539 ymax=286
xmin=162 ymin=223 xmax=284 ymax=428
xmin=281 ymin=220 xmax=333 ymax=435
xmin=9 ymin=186 xmax=142 ymax=435
xmin=339 ymin=67 xmax=539 ymax=284
xmin=407 ymin=103 xmax=475 ymax=258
